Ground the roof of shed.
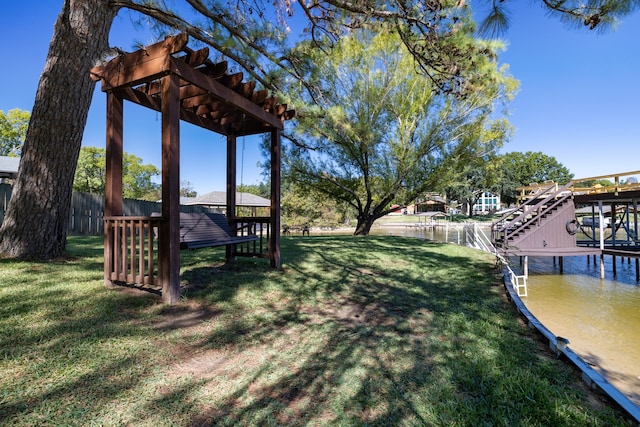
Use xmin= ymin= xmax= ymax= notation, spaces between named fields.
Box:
xmin=187 ymin=191 xmax=270 ymax=207
xmin=0 ymin=156 xmax=19 ymax=178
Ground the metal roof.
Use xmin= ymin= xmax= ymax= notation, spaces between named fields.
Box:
xmin=417 ymin=211 xmax=447 ymax=217
xmin=0 ymin=156 xmax=20 ymax=179
xmin=187 ymin=191 xmax=270 ymax=207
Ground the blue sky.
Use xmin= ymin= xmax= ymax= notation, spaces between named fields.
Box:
xmin=1 ymin=2 xmax=639 ymax=195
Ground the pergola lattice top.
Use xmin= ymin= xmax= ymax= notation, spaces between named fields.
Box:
xmin=91 ymin=33 xmax=294 ymax=136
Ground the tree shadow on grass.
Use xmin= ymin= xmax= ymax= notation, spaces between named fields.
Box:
xmin=149 ymin=236 xmax=630 ymax=426
xmin=0 ymin=280 xmax=167 ymax=424
xmin=1 ymin=235 xmax=630 ymax=425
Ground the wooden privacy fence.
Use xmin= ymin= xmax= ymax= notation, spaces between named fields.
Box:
xmin=0 ymin=183 xmax=10 ymax=227
xmin=0 ymin=184 xmax=220 ymax=236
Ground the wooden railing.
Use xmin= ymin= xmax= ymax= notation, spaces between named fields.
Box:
xmin=232 ymin=216 xmax=270 ymax=258
xmin=104 ymin=216 xmax=162 ymax=286
xmin=493 ymin=181 xmax=574 ymax=248
xmin=104 ymin=215 xmax=272 ymax=287
xmin=517 ymin=170 xmax=640 ymax=201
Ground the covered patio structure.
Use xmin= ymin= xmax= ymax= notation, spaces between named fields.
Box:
xmin=90 ymin=34 xmax=294 ymax=304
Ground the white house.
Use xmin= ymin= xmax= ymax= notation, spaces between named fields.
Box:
xmin=473 ymin=191 xmax=501 ymax=214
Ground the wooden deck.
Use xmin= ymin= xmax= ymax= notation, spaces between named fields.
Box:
xmin=505 ymin=246 xmax=602 ymax=257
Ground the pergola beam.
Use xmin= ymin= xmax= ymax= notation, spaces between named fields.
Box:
xmin=168 ymin=57 xmax=284 ymax=130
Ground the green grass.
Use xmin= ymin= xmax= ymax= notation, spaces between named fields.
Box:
xmin=0 ymin=235 xmax=631 ymax=426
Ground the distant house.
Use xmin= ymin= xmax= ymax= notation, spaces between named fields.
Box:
xmin=473 ymin=191 xmax=501 ymax=214
xmin=0 ymin=156 xmax=20 ymax=181
xmin=410 ymin=193 xmax=447 ymax=214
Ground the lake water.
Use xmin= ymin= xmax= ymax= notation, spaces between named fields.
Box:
xmin=370 ymin=223 xmax=640 ymax=406
xmin=510 ymin=256 xmax=640 ymax=406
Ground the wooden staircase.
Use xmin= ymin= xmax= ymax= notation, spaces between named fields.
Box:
xmin=492 ymin=182 xmax=578 ymax=254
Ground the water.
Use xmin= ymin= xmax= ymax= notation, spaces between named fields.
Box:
xmin=373 ymin=224 xmax=640 ymax=406
xmin=369 ymin=223 xmax=467 ymax=245
xmin=512 ymin=256 xmax=640 ymax=406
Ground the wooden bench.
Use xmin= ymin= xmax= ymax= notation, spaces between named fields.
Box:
xmin=179 ymin=212 xmax=258 ymax=249
xmin=283 ymin=225 xmax=310 ymax=236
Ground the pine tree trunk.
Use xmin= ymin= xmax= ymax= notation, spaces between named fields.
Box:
xmin=0 ymin=0 xmax=118 ymax=258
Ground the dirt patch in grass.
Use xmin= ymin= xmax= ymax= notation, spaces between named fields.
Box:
xmin=297 ymin=297 xmax=411 ymax=330
xmin=153 ymin=303 xmax=222 ymax=331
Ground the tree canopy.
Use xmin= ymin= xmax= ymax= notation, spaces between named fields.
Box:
xmin=74 ymin=146 xmax=189 ymax=201
xmin=478 ymin=0 xmax=640 ymax=36
xmin=284 ymin=30 xmax=516 ymax=234
xmin=495 ymin=151 xmax=574 ymax=205
xmin=0 ymin=109 xmax=30 ymax=157
xmin=444 ymin=149 xmax=505 ymax=216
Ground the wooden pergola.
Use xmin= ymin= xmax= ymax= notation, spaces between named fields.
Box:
xmin=90 ymin=34 xmax=294 ymax=304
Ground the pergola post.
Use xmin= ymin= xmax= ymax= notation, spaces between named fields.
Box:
xmin=270 ymin=128 xmax=281 ymax=269
xmin=226 ymin=134 xmax=237 ymax=261
xmin=159 ymin=73 xmax=182 ymax=304
xmin=104 ymin=91 xmax=123 ymax=286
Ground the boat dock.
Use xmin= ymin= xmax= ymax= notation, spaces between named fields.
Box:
xmin=492 ymin=170 xmax=640 ymax=280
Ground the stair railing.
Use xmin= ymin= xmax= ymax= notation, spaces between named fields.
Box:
xmin=492 ymin=183 xmax=558 ymax=234
xmin=465 ymin=222 xmax=497 ymax=254
xmin=492 ymin=181 xmax=575 ymax=248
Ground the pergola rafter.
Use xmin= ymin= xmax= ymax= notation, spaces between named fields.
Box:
xmin=91 ymin=33 xmax=293 ymax=136
xmin=90 ymin=33 xmax=294 ymax=303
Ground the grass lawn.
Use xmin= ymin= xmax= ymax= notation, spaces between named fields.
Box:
xmin=0 ymin=235 xmax=632 ymax=426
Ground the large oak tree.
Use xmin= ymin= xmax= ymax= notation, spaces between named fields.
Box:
xmin=0 ymin=0 xmax=634 ymax=258
xmin=495 ymin=151 xmax=574 ymax=206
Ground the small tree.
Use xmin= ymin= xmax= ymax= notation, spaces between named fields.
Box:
xmin=73 ymin=146 xmax=161 ymax=201
xmin=444 ymin=134 xmax=509 ymax=216
xmin=180 ymin=181 xmax=197 ymax=198
xmin=74 ymin=146 xmax=106 ymax=194
xmin=281 ymin=181 xmax=353 ymax=228
xmin=285 ymin=30 xmax=516 ymax=235
xmin=122 ymin=153 xmax=161 ymax=201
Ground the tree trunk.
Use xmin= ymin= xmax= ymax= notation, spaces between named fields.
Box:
xmin=467 ymin=199 xmax=476 ymax=217
xmin=354 ymin=215 xmax=376 ymax=236
xmin=0 ymin=0 xmax=118 ymax=258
